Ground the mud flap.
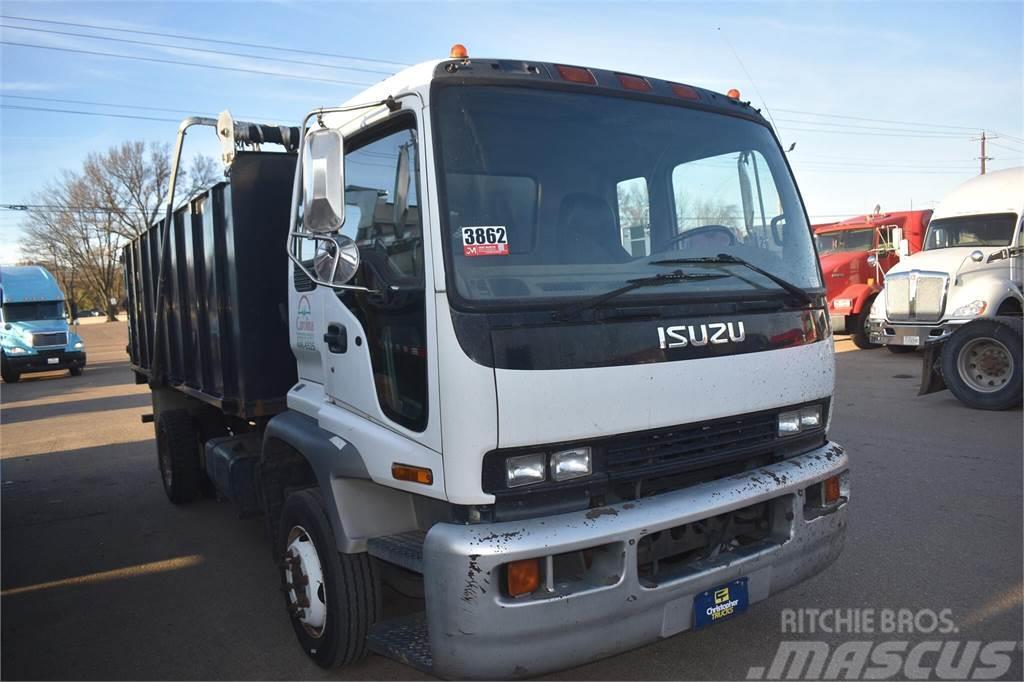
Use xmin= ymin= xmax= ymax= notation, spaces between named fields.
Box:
xmin=918 ymin=340 xmax=947 ymax=396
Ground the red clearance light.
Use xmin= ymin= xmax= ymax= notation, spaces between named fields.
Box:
xmin=617 ymin=73 xmax=651 ymax=91
xmin=555 ymin=64 xmax=597 ymax=85
xmin=449 ymin=43 xmax=468 ymax=59
xmin=727 ymin=88 xmax=741 ymax=100
xmin=670 ymin=83 xmax=700 ymax=101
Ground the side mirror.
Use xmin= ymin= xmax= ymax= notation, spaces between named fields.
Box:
xmin=866 ymin=254 xmax=878 ymax=267
xmin=302 ymin=128 xmax=345 ymax=233
xmin=313 ymin=235 xmax=361 ymax=286
xmin=898 ymin=239 xmax=910 ymax=257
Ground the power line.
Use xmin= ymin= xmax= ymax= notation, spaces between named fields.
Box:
xmin=0 ymin=14 xmax=410 ymax=67
xmin=0 ymin=40 xmax=376 ymax=87
xmin=774 ymin=118 xmax=966 ymax=138
xmin=782 ymin=126 xmax=976 ymax=140
xmin=987 ymin=140 xmax=1024 ymax=154
xmin=2 ymin=103 xmax=178 ymax=122
xmin=775 ymin=107 xmax=993 ymax=133
xmin=0 ymin=23 xmax=398 ymax=76
xmin=2 ymin=94 xmax=281 ymax=123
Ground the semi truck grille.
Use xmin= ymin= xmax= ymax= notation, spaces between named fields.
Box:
xmin=31 ymin=332 xmax=68 ymax=347
xmin=885 ymin=272 xmax=947 ymax=322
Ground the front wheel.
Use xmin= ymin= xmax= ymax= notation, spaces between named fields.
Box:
xmin=69 ymin=365 xmax=83 ymax=376
xmin=850 ymin=302 xmax=880 ymax=349
xmin=941 ymin=318 xmax=1022 ymax=410
xmin=279 ymin=489 xmax=380 ymax=668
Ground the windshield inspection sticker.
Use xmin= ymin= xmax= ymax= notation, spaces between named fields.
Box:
xmin=462 ymin=226 xmax=509 ymax=257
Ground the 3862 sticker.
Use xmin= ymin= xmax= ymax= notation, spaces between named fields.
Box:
xmin=462 ymin=226 xmax=509 ymax=257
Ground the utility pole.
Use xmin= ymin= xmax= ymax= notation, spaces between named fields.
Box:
xmin=975 ymin=131 xmax=994 ymax=175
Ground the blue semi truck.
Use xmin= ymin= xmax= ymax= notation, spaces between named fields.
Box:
xmin=0 ymin=265 xmax=86 ymax=383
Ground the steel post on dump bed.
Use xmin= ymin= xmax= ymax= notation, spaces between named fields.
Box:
xmin=149 ymin=116 xmax=217 ymax=389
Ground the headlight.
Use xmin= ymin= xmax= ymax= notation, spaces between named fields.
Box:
xmin=778 ymin=404 xmax=822 ymax=437
xmin=951 ymin=300 xmax=987 ymax=318
xmin=550 ymin=447 xmax=592 ymax=482
xmin=869 ymin=295 xmax=886 ymax=320
xmin=6 ymin=346 xmax=27 ymax=355
xmin=74 ymin=341 xmax=84 ymax=349
xmin=20 ymin=329 xmax=34 ymax=345
xmin=506 ymin=453 xmax=546 ymax=488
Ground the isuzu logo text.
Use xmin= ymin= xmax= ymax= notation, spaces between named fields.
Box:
xmin=657 ymin=322 xmax=746 ymax=349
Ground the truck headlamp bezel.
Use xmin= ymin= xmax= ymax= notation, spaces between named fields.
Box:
xmin=6 ymin=346 xmax=28 ymax=355
xmin=506 ymin=453 xmax=547 ymax=488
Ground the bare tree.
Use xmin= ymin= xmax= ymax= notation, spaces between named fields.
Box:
xmin=20 ymin=142 xmax=220 ymax=321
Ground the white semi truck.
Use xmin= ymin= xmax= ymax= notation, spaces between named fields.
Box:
xmin=124 ymin=47 xmax=849 ymax=678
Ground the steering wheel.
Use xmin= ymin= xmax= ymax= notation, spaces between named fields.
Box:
xmin=655 ymin=224 xmax=737 ymax=253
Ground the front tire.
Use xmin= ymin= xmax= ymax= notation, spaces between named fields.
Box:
xmin=155 ymin=409 xmax=203 ymax=504
xmin=279 ymin=489 xmax=380 ymax=668
xmin=941 ymin=317 xmax=1022 ymax=410
xmin=69 ymin=365 xmax=83 ymax=376
xmin=850 ymin=301 xmax=880 ymax=349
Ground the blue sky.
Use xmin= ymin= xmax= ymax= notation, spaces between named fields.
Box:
xmin=1 ymin=1 xmax=1021 ymax=263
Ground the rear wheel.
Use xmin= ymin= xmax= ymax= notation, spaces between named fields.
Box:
xmin=279 ymin=489 xmax=380 ymax=668
xmin=155 ymin=409 xmax=203 ymax=504
xmin=850 ymin=300 xmax=880 ymax=349
xmin=942 ymin=317 xmax=1022 ymax=410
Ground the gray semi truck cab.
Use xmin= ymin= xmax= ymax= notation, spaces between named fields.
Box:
xmin=124 ymin=48 xmax=849 ymax=678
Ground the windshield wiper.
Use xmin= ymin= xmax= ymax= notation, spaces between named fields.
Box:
xmin=552 ymin=270 xmax=728 ymax=321
xmin=649 ymin=253 xmax=814 ymax=305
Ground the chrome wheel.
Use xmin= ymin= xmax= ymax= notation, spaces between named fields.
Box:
xmin=283 ymin=525 xmax=327 ymax=638
xmin=957 ymin=337 xmax=1014 ymax=393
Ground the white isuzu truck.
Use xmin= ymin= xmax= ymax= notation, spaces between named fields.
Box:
xmin=124 ymin=47 xmax=849 ymax=678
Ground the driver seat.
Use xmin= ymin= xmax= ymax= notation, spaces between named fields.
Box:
xmin=557 ymin=193 xmax=631 ymax=264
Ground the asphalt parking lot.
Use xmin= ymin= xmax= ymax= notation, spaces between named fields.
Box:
xmin=2 ymin=322 xmax=1021 ymax=680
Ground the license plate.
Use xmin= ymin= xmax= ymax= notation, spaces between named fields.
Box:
xmin=694 ymin=578 xmax=749 ymax=629
xmin=47 ymin=357 xmax=59 ymax=365
xmin=902 ymin=335 xmax=920 ymax=346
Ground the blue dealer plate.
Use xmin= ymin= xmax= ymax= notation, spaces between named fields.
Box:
xmin=694 ymin=578 xmax=749 ymax=629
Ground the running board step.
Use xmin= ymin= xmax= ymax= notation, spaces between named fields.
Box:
xmin=366 ymin=530 xmax=425 ymax=574
xmin=367 ymin=613 xmax=432 ymax=674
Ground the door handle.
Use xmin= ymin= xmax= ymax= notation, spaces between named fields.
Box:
xmin=323 ymin=324 xmax=347 ymax=354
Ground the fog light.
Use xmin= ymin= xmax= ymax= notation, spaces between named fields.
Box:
xmin=823 ymin=475 xmax=841 ymax=504
xmin=778 ymin=410 xmax=801 ymax=436
xmin=798 ymin=405 xmax=821 ymax=429
xmin=6 ymin=346 xmax=27 ymax=355
xmin=506 ymin=558 xmax=540 ymax=597
xmin=550 ymin=447 xmax=591 ymax=481
xmin=506 ymin=453 xmax=546 ymax=488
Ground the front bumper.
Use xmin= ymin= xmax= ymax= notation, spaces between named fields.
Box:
xmin=4 ymin=349 xmax=86 ymax=374
xmin=423 ymin=442 xmax=849 ymax=679
xmin=869 ymin=319 xmax=965 ymax=347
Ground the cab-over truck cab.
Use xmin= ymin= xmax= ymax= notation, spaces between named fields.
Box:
xmin=126 ymin=49 xmax=849 ymax=679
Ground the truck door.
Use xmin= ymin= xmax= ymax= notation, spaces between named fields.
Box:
xmin=318 ymin=114 xmax=437 ymax=446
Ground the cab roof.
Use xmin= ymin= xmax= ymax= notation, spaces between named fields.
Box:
xmin=0 ymin=265 xmax=65 ymax=303
xmin=814 ymin=209 xmax=933 ymax=234
xmin=932 ymin=166 xmax=1023 ymax=221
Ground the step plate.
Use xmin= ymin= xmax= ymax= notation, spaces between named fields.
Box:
xmin=367 ymin=530 xmax=425 ymax=573
xmin=367 ymin=613 xmax=432 ymax=674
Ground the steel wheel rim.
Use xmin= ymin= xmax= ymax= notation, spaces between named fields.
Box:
xmin=957 ymin=337 xmax=1014 ymax=394
xmin=284 ymin=525 xmax=327 ymax=638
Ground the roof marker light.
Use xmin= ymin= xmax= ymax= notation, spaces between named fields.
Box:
xmin=727 ymin=88 xmax=741 ymax=100
xmin=670 ymin=83 xmax=700 ymax=101
xmin=449 ymin=43 xmax=468 ymax=59
xmin=555 ymin=64 xmax=597 ymax=85
xmin=617 ymin=73 xmax=652 ymax=91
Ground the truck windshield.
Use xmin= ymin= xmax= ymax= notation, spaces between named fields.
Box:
xmin=923 ymin=213 xmax=1017 ymax=250
xmin=434 ymin=86 xmax=821 ymax=308
xmin=2 ymin=301 xmax=65 ymax=322
xmin=815 ymin=229 xmax=874 ymax=255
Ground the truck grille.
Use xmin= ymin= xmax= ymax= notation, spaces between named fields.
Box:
xmin=31 ymin=332 xmax=68 ymax=347
xmin=885 ymin=272 xmax=947 ymax=322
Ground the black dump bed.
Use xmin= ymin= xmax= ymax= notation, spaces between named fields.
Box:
xmin=123 ymin=151 xmax=297 ymax=418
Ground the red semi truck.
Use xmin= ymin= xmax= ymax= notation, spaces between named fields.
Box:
xmin=813 ymin=209 xmax=931 ymax=348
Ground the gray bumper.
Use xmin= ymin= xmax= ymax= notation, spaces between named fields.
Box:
xmin=422 ymin=442 xmax=849 ymax=679
xmin=870 ymin=320 xmax=963 ymax=346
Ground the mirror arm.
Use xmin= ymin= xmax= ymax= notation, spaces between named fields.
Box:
xmin=285 ymin=239 xmax=380 ymax=294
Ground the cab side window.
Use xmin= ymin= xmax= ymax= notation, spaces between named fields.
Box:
xmin=342 ymin=121 xmax=428 ymax=431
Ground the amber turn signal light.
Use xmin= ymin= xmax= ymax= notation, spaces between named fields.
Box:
xmin=506 ymin=558 xmax=540 ymax=597
xmin=823 ymin=475 xmax=841 ymax=504
xmin=392 ymin=463 xmax=433 ymax=485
